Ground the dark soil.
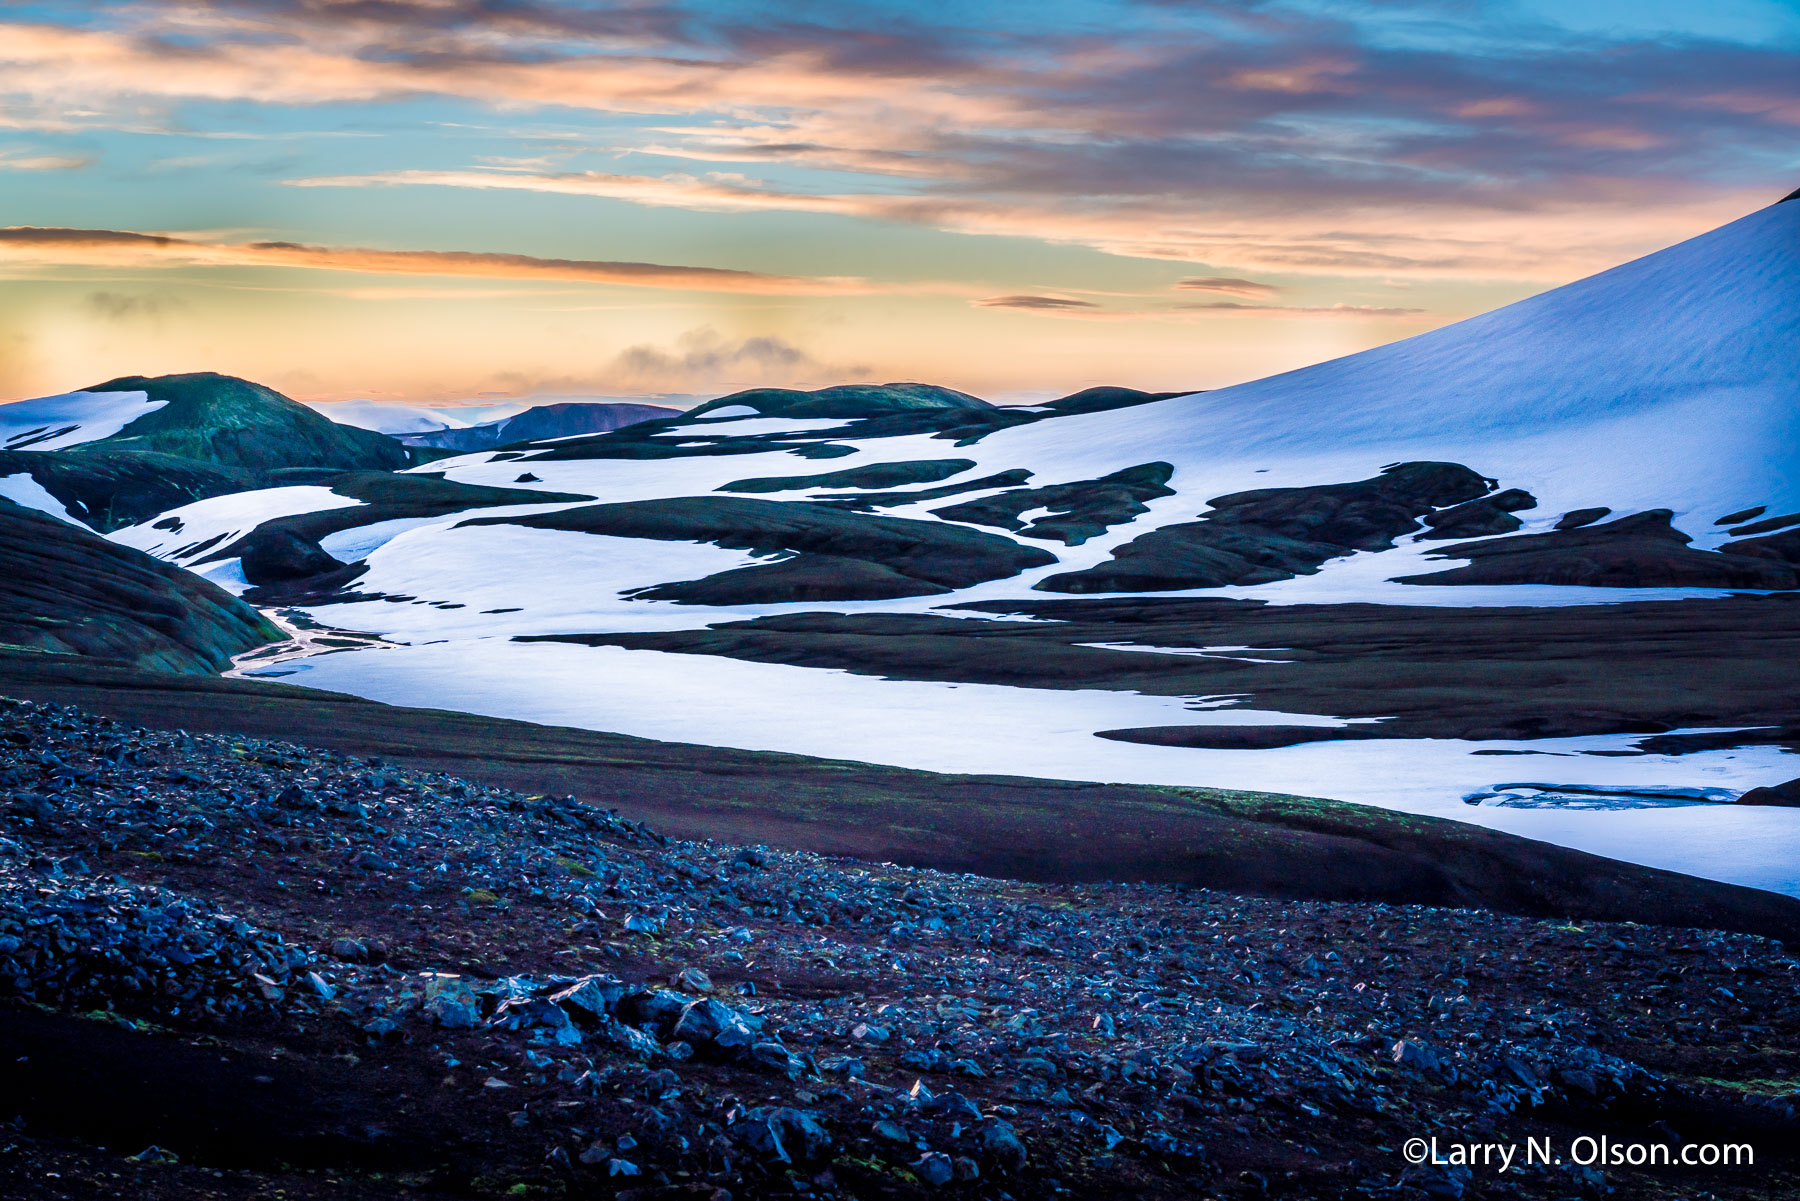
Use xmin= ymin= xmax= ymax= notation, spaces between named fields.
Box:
xmin=461 ymin=496 xmax=1056 ymax=602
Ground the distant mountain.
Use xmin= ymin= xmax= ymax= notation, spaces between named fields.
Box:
xmin=308 ymin=399 xmax=471 ymax=436
xmin=400 ymin=401 xmax=680 ymax=452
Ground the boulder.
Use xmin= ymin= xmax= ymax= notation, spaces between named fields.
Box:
xmin=1736 ymin=778 xmax=1800 ymax=807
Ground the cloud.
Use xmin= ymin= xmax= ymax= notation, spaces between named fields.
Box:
xmin=287 ymin=168 xmax=867 ymax=216
xmin=0 ymin=226 xmax=862 ymax=295
xmin=1173 ymin=301 xmax=1426 ymax=317
xmin=1176 ymin=277 xmax=1281 ymax=299
xmin=0 ymin=150 xmax=89 ymax=171
xmin=84 ymin=290 xmax=187 ymax=321
xmin=607 ymin=328 xmax=868 ymax=391
xmin=2 ymin=5 xmax=1796 ymax=282
xmin=974 ymin=295 xmax=1099 ymax=310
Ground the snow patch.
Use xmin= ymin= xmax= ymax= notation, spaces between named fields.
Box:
xmin=0 ymin=473 xmax=88 ymax=526
xmin=248 ymin=639 xmax=1800 ymax=897
xmin=0 ymin=390 xmax=164 ymax=451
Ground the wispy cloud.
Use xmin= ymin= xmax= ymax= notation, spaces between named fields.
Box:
xmin=1176 ymin=276 xmax=1281 ymax=299
xmin=0 ymin=150 xmax=89 ymax=171
xmin=571 ymin=328 xmax=870 ymax=392
xmin=84 ymin=290 xmax=187 ymax=321
xmin=0 ymin=226 xmax=864 ymax=295
xmin=3 ymin=5 xmax=1793 ymax=281
xmin=1173 ymin=301 xmax=1426 ymax=317
xmin=974 ymin=295 xmax=1100 ymax=310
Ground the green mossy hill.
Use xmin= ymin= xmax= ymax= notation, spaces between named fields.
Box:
xmin=0 ymin=448 xmax=254 ymax=533
xmin=464 ymin=495 xmax=1057 ymax=602
xmin=1399 ymin=509 xmax=1800 ymax=589
xmin=1040 ymin=461 xmax=1494 ymax=593
xmin=932 ymin=462 xmax=1175 ymax=545
xmin=720 ymin=459 xmax=977 ymax=494
xmin=86 ymin=373 xmax=408 ymax=474
xmin=0 ymin=498 xmax=277 ymax=673
xmin=685 ymin=382 xmax=993 ymax=421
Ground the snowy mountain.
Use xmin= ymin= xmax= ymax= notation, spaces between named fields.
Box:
xmin=398 ymin=400 xmax=683 ymax=453
xmin=83 ymin=192 xmax=1800 ymax=892
xmin=307 ymin=399 xmax=471 ymax=436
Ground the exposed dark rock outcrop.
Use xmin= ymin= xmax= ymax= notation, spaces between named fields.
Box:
xmin=234 ymin=526 xmax=348 ymax=586
xmin=1555 ymin=507 xmax=1612 ymax=530
xmin=1727 ymin=511 xmax=1800 ymax=536
xmin=0 ymin=447 xmax=255 ymax=532
xmin=721 ymin=459 xmax=977 ymax=494
xmin=463 ymin=495 xmax=1056 ymax=602
xmin=813 ymin=470 xmax=1035 ymax=512
xmin=1724 ymin=525 xmax=1800 ymax=566
xmin=932 ymin=462 xmax=1176 ymax=545
xmin=1418 ymin=488 xmax=1538 ymax=540
xmin=1736 ymin=778 xmax=1800 ymax=806
xmin=631 ymin=553 xmax=950 ymax=604
xmin=1399 ymin=510 xmax=1800 ymax=589
xmin=1039 ymin=462 xmax=1494 ymax=593
xmin=0 ymin=498 xmax=277 ymax=672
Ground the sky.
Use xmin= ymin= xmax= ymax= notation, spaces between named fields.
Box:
xmin=1 ymin=0 xmax=1796 ymax=408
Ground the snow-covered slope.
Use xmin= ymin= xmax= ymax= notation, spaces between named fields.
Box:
xmin=0 ymin=390 xmax=164 ymax=451
xmin=1014 ymin=193 xmax=1800 ymax=528
xmin=0 ymin=472 xmax=87 ymax=525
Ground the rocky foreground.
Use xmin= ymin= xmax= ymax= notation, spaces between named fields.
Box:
xmin=2 ymin=697 xmax=1798 ymax=1200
